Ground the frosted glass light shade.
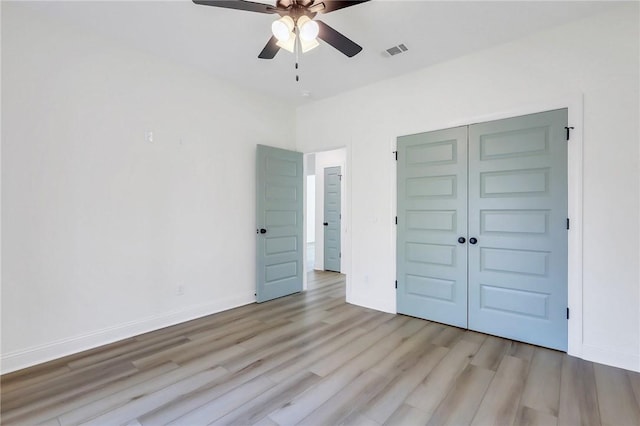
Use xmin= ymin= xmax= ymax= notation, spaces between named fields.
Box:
xmin=276 ymin=32 xmax=296 ymax=52
xmin=297 ymin=15 xmax=319 ymax=41
xmin=300 ymin=37 xmax=319 ymax=53
xmin=271 ymin=16 xmax=295 ymax=42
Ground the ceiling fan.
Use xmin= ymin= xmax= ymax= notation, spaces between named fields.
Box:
xmin=193 ymin=0 xmax=370 ymax=59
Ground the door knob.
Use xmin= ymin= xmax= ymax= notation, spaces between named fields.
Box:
xmin=259 ymin=228 xmax=267 ymax=234
xmin=469 ymin=237 xmax=478 ymax=244
xmin=323 ymin=222 xmax=329 ymax=226
xmin=458 ymin=237 xmax=466 ymax=244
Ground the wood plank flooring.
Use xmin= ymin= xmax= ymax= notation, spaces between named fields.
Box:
xmin=2 ymin=271 xmax=639 ymax=425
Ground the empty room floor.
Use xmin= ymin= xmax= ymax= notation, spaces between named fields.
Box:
xmin=2 ymin=271 xmax=639 ymax=425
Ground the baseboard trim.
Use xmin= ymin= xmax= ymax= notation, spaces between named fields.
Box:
xmin=347 ymin=294 xmax=395 ymax=314
xmin=581 ymin=344 xmax=640 ymax=372
xmin=0 ymin=294 xmax=255 ymax=374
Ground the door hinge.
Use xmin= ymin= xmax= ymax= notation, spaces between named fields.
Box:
xmin=567 ymin=307 xmax=570 ymax=319
xmin=395 ymin=216 xmax=398 ymax=225
xmin=393 ymin=151 xmax=398 ymax=161
xmin=565 ymin=126 xmax=574 ymax=141
xmin=339 ymin=252 xmax=341 ymax=258
xmin=566 ymin=218 xmax=570 ymax=230
xmin=338 ymin=174 xmax=342 ymax=181
xmin=395 ymin=280 xmax=398 ymax=289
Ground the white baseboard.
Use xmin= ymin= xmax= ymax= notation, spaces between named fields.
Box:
xmin=347 ymin=294 xmax=395 ymax=314
xmin=581 ymin=344 xmax=640 ymax=372
xmin=0 ymin=294 xmax=255 ymax=374
xmin=4 ymin=294 xmax=637 ymax=375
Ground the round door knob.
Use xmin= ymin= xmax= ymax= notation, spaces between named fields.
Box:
xmin=458 ymin=237 xmax=466 ymax=244
xmin=469 ymin=237 xmax=478 ymax=245
xmin=323 ymin=222 xmax=329 ymax=226
xmin=260 ymin=228 xmax=267 ymax=234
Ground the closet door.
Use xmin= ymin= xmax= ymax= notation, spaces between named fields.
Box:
xmin=467 ymin=109 xmax=568 ymax=350
xmin=396 ymin=127 xmax=468 ymax=328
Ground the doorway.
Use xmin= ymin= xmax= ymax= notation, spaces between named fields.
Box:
xmin=304 ymin=148 xmax=346 ymax=275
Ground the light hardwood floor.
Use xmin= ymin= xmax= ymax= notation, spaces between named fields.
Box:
xmin=2 ymin=271 xmax=639 ymax=425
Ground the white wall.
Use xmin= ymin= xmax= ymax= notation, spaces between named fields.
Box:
xmin=312 ymin=149 xmax=347 ymax=272
xmin=1 ymin=4 xmax=295 ymax=373
xmin=306 ymin=175 xmax=315 ymax=244
xmin=296 ymin=5 xmax=640 ymax=371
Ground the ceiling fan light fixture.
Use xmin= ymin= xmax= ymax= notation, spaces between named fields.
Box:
xmin=271 ymin=15 xmax=295 ymax=42
xmin=194 ymin=0 xmax=369 ymax=60
xmin=276 ymin=32 xmax=296 ymax=53
xmin=297 ymin=15 xmax=319 ymax=42
xmin=300 ymin=37 xmax=320 ymax=53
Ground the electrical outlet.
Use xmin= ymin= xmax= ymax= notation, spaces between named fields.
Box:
xmin=176 ymin=284 xmax=185 ymax=296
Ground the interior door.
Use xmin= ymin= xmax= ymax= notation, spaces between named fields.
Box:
xmin=396 ymin=109 xmax=568 ymax=351
xmin=323 ymin=166 xmax=341 ymax=272
xmin=396 ymin=127 xmax=469 ymax=328
xmin=256 ymin=145 xmax=304 ymax=303
xmin=467 ymin=109 xmax=568 ymax=350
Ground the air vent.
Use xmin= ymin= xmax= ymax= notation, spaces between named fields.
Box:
xmin=385 ymin=43 xmax=408 ymax=57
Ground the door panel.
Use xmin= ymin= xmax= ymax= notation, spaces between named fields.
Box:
xmin=324 ymin=166 xmax=341 ymax=272
xmin=468 ymin=109 xmax=568 ymax=350
xmin=256 ymin=145 xmax=303 ymax=303
xmin=397 ymin=127 xmax=468 ymax=328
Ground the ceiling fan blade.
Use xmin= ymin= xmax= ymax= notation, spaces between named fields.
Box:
xmin=316 ymin=20 xmax=362 ymax=57
xmin=258 ymin=36 xmax=280 ymax=59
xmin=314 ymin=0 xmax=370 ymax=14
xmin=193 ymin=0 xmax=277 ymax=14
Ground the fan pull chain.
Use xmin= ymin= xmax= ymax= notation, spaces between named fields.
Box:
xmin=295 ymin=26 xmax=300 ymax=82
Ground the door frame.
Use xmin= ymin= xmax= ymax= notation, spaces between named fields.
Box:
xmin=302 ymin=148 xmax=348 ymax=290
xmin=392 ymin=93 xmax=584 ymax=358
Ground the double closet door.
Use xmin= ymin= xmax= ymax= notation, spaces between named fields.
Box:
xmin=396 ymin=109 xmax=568 ymax=351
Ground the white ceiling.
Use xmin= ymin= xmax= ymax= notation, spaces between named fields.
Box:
xmin=18 ymin=0 xmax=622 ymax=104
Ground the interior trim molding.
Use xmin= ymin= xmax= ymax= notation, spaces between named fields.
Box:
xmin=0 ymin=294 xmax=255 ymax=375
xmin=347 ymin=293 xmax=394 ymax=315
xmin=582 ymin=344 xmax=640 ymax=372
